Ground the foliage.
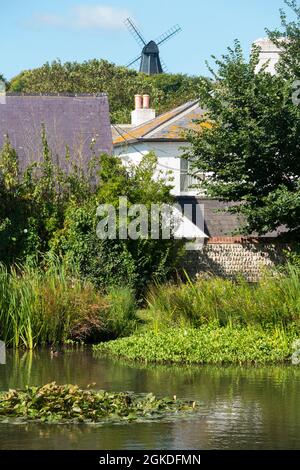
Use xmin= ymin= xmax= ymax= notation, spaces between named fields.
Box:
xmin=94 ymin=325 xmax=294 ymax=365
xmin=0 ymin=132 xmax=183 ymax=293
xmin=0 ymin=260 xmax=137 ymax=349
xmin=51 ymin=153 xmax=184 ymax=294
xmin=0 ymin=131 xmax=95 ymax=265
xmin=186 ymin=1 xmax=300 ymax=236
xmin=105 ymin=286 xmax=138 ymax=339
xmin=94 ymin=264 xmax=300 ymax=365
xmin=8 ymin=60 xmax=202 ymax=123
xmin=267 ymin=0 xmax=300 ymax=79
xmin=285 ymin=244 xmax=300 ymax=267
xmin=0 ymin=382 xmax=199 ymax=424
xmin=0 ymin=73 xmax=7 ymax=87
xmin=141 ymin=265 xmax=300 ymax=330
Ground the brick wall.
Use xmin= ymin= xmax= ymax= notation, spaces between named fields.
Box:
xmin=184 ymin=239 xmax=289 ymax=282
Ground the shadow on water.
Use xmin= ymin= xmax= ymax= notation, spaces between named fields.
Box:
xmin=0 ymin=348 xmax=300 ymax=450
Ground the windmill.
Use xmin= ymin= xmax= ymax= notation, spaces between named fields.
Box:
xmin=125 ymin=18 xmax=182 ymax=75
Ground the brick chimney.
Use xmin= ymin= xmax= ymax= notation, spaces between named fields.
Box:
xmin=131 ymin=94 xmax=156 ymax=127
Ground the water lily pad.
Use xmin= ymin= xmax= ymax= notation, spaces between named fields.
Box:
xmin=0 ymin=382 xmax=200 ymax=425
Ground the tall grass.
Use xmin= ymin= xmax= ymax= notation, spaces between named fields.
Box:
xmin=143 ymin=265 xmax=300 ymax=332
xmin=105 ymin=286 xmax=138 ymax=338
xmin=0 ymin=261 xmax=137 ymax=349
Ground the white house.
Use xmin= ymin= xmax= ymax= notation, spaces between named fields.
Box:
xmin=254 ymin=37 xmax=282 ymax=75
xmin=112 ymin=94 xmax=205 ymax=197
xmin=111 ymin=93 xmax=286 ymax=277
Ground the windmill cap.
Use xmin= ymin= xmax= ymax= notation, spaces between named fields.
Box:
xmin=142 ymin=41 xmax=159 ymax=54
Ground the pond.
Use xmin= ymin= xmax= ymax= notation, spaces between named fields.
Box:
xmin=0 ymin=349 xmax=300 ymax=450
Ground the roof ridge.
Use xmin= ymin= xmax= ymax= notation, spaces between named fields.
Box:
xmin=113 ymin=99 xmax=203 ymax=146
xmin=131 ymin=99 xmax=199 ymax=134
xmin=142 ymin=100 xmax=201 ymax=139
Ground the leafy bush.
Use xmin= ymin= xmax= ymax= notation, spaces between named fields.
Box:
xmin=0 ymin=134 xmax=183 ymax=294
xmin=0 ymin=131 xmax=95 ymax=265
xmin=50 ymin=153 xmax=184 ymax=294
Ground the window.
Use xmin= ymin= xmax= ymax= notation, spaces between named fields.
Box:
xmin=180 ymin=158 xmax=204 ymax=193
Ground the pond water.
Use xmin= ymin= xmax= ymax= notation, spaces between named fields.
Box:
xmin=0 ymin=349 xmax=300 ymax=450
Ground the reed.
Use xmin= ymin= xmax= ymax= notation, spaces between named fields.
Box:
xmin=143 ymin=265 xmax=300 ymax=332
xmin=0 ymin=260 xmax=137 ymax=349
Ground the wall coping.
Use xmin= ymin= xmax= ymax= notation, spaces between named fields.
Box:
xmin=206 ymin=237 xmax=284 ymax=245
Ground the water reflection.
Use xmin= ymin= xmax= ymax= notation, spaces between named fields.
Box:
xmin=0 ymin=349 xmax=300 ymax=449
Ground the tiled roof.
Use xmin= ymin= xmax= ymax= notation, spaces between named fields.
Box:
xmin=0 ymin=94 xmax=112 ymax=170
xmin=111 ymin=125 xmax=133 ymax=142
xmin=113 ymin=100 xmax=206 ymax=146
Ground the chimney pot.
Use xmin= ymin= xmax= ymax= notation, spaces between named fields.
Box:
xmin=134 ymin=94 xmax=143 ymax=110
xmin=143 ymin=94 xmax=150 ymax=109
xmin=131 ymin=94 xmax=155 ymax=126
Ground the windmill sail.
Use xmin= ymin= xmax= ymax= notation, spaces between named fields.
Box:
xmin=125 ymin=18 xmax=182 ymax=75
xmin=125 ymin=18 xmax=146 ymax=47
xmin=156 ymin=25 xmax=182 ymax=46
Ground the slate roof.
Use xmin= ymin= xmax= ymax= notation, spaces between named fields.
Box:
xmin=0 ymin=94 xmax=113 ymax=170
xmin=177 ymin=197 xmax=285 ymax=238
xmin=113 ymin=100 xmax=206 ymax=146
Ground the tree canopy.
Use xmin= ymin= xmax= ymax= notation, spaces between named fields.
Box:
xmin=8 ymin=60 xmax=202 ymax=124
xmin=187 ymin=0 xmax=300 ymax=237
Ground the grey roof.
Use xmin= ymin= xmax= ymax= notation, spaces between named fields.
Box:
xmin=0 ymin=94 xmax=112 ymax=171
xmin=177 ymin=197 xmax=285 ymax=238
xmin=113 ymin=100 xmax=204 ymax=146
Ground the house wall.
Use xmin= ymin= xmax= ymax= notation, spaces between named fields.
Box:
xmin=114 ymin=141 xmax=198 ymax=197
xmin=254 ymin=38 xmax=281 ymax=75
xmin=184 ymin=239 xmax=289 ymax=282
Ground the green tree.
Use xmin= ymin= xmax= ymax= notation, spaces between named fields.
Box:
xmin=267 ymin=0 xmax=300 ymax=79
xmin=8 ymin=60 xmax=202 ymax=123
xmin=186 ymin=2 xmax=300 ymax=236
xmin=52 ymin=153 xmax=184 ymax=294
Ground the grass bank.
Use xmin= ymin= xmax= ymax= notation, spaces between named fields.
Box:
xmin=93 ymin=265 xmax=300 ymax=365
xmin=143 ymin=265 xmax=300 ymax=330
xmin=93 ymin=325 xmax=296 ymax=365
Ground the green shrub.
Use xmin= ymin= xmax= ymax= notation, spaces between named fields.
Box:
xmin=0 ymin=135 xmax=183 ymax=294
xmin=0 ymin=131 xmax=95 ymax=265
xmin=50 ymin=153 xmax=184 ymax=294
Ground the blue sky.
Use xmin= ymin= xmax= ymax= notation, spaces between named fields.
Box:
xmin=1 ymin=0 xmax=290 ymax=79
